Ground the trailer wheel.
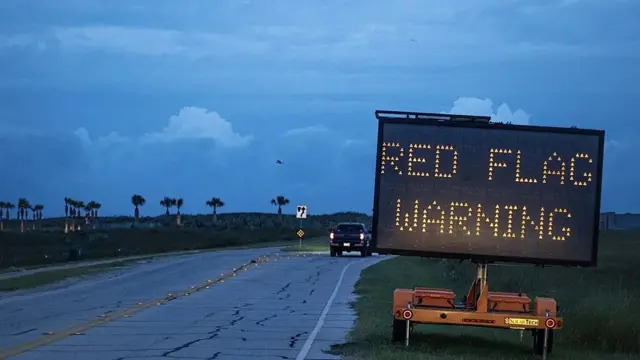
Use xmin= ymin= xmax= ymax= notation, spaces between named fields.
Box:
xmin=330 ymin=248 xmax=336 ymax=257
xmin=533 ymin=328 xmax=554 ymax=355
xmin=337 ymin=249 xmax=343 ymax=256
xmin=360 ymin=249 xmax=367 ymax=257
xmin=392 ymin=319 xmax=406 ymax=342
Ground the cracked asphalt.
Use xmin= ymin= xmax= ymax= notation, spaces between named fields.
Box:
xmin=0 ymin=247 xmax=382 ymax=360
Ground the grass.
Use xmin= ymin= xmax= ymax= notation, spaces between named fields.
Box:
xmin=0 ymin=211 xmax=369 ymax=269
xmin=332 ymin=230 xmax=640 ymax=360
xmin=0 ymin=227 xmax=328 ymax=269
xmin=0 ymin=261 xmax=136 ymax=292
xmin=281 ymin=237 xmax=328 ymax=252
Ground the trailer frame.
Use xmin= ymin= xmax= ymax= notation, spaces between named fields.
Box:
xmin=392 ymin=262 xmax=561 ymax=358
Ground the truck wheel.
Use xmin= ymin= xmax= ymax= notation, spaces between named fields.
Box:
xmin=533 ymin=329 xmax=554 ymax=355
xmin=392 ymin=319 xmax=406 ymax=342
xmin=337 ymin=250 xmax=343 ymax=256
xmin=330 ymin=248 xmax=336 ymax=257
xmin=360 ymin=249 xmax=367 ymax=257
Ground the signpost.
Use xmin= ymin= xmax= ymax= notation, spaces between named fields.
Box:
xmin=296 ymin=205 xmax=307 ymax=248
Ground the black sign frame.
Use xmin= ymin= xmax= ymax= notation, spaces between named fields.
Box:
xmin=371 ymin=110 xmax=605 ymax=267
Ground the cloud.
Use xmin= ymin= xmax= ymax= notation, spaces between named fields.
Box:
xmin=73 ymin=127 xmax=92 ymax=145
xmin=70 ymin=106 xmax=252 ymax=179
xmin=52 ymin=26 xmax=270 ymax=58
xmin=98 ymin=131 xmax=129 ymax=146
xmin=41 ymin=23 xmax=593 ymax=65
xmin=73 ymin=107 xmax=251 ymax=151
xmin=343 ymin=139 xmax=366 ymax=147
xmin=605 ymin=139 xmax=620 ymax=150
xmin=7 ymin=0 xmax=634 ymax=66
xmin=604 ymin=138 xmax=632 ymax=154
xmin=0 ymin=130 xmax=90 ymax=208
xmin=283 ymin=125 xmax=330 ymax=137
xmin=74 ymin=127 xmax=130 ymax=147
xmin=139 ymin=107 xmax=253 ymax=147
xmin=448 ymin=97 xmax=531 ymax=125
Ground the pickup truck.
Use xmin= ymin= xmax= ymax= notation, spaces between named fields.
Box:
xmin=329 ymin=222 xmax=372 ymax=257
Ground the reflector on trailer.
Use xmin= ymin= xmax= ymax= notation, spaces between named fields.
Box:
xmin=545 ymin=318 xmax=557 ymax=328
xmin=402 ymin=309 xmax=413 ymax=320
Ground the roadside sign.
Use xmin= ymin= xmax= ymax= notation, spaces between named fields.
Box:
xmin=296 ymin=205 xmax=308 ymax=219
xmin=296 ymin=229 xmax=305 ymax=239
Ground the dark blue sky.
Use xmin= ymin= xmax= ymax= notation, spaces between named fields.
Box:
xmin=0 ymin=0 xmax=638 ymax=216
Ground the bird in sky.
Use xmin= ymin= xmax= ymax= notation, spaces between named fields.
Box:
xmin=276 ymin=159 xmax=283 ymax=164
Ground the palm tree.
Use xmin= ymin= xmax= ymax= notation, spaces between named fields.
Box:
xmin=174 ymin=198 xmax=183 ymax=215
xmin=270 ymin=195 xmax=290 ymax=220
xmin=83 ymin=203 xmax=94 ymax=227
xmin=3 ymin=202 xmax=14 ymax=231
xmin=131 ymin=194 xmax=145 ymax=225
xmin=205 ymin=197 xmax=225 ymax=224
xmin=160 ymin=197 xmax=173 ymax=216
xmin=90 ymin=202 xmax=99 ymax=218
xmin=29 ymin=205 xmax=36 ymax=230
xmin=174 ymin=198 xmax=184 ymax=226
xmin=33 ymin=204 xmax=44 ymax=230
xmin=75 ymin=201 xmax=86 ymax=230
xmin=66 ymin=199 xmax=78 ymax=231
xmin=64 ymin=197 xmax=71 ymax=232
xmin=0 ymin=201 xmax=6 ymax=231
xmin=64 ymin=197 xmax=70 ymax=217
xmin=91 ymin=202 xmax=102 ymax=229
xmin=17 ymin=198 xmax=30 ymax=233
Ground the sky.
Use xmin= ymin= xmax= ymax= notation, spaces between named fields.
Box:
xmin=0 ymin=0 xmax=638 ymax=217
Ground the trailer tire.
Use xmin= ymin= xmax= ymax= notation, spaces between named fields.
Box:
xmin=392 ymin=319 xmax=406 ymax=342
xmin=330 ymin=248 xmax=336 ymax=257
xmin=533 ymin=328 xmax=554 ymax=356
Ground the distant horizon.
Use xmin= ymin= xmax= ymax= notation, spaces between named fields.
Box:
xmin=0 ymin=209 xmax=372 ymax=220
xmin=1 ymin=209 xmax=637 ymax=221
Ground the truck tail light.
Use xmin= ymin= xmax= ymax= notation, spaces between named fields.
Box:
xmin=329 ymin=232 xmax=334 ymax=240
xmin=359 ymin=233 xmax=365 ymax=240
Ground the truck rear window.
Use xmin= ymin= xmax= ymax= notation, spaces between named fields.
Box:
xmin=337 ymin=224 xmax=364 ymax=233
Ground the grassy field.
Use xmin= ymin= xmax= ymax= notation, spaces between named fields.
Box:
xmin=0 ymin=260 xmax=137 ymax=292
xmin=281 ymin=237 xmax=329 ymax=252
xmin=0 ymin=226 xmax=326 ymax=269
xmin=333 ymin=230 xmax=640 ymax=360
xmin=0 ymin=212 xmax=364 ymax=269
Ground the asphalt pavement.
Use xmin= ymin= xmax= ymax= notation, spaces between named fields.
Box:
xmin=0 ymin=250 xmax=204 ymax=281
xmin=0 ymin=247 xmax=383 ymax=360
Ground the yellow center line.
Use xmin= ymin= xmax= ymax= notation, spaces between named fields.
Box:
xmin=0 ymin=252 xmax=308 ymax=359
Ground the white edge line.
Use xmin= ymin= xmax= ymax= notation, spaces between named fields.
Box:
xmin=295 ymin=259 xmax=366 ymax=360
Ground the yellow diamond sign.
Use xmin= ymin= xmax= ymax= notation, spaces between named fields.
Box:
xmin=296 ymin=229 xmax=305 ymax=239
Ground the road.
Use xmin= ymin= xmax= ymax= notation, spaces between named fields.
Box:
xmin=0 ymin=246 xmax=383 ymax=360
xmin=0 ymin=250 xmax=204 ymax=280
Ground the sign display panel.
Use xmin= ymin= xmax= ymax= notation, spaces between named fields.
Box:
xmin=373 ymin=117 xmax=604 ymax=266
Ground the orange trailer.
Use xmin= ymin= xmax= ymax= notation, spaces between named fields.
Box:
xmin=391 ymin=263 xmax=561 ymax=358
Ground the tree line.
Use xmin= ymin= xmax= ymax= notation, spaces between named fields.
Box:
xmin=0 ymin=195 xmax=292 ymax=233
xmin=0 ymin=199 xmax=44 ymax=232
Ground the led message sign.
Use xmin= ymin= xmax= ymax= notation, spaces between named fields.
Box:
xmin=372 ymin=116 xmax=605 ymax=266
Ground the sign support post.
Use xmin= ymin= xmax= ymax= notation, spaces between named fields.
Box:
xmin=296 ymin=205 xmax=307 ymax=249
